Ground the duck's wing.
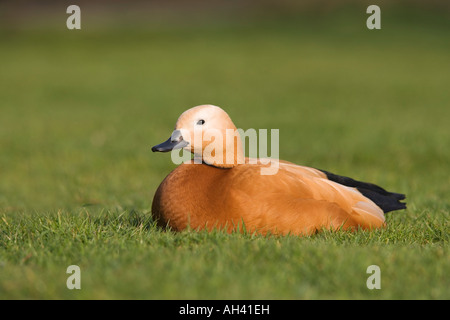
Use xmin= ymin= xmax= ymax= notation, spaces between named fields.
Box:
xmin=273 ymin=159 xmax=406 ymax=213
xmin=226 ymin=162 xmax=385 ymax=235
xmin=236 ymin=160 xmax=385 ymax=224
xmin=317 ymin=169 xmax=406 ymax=213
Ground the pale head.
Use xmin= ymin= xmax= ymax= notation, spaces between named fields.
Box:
xmin=152 ymin=105 xmax=244 ymax=168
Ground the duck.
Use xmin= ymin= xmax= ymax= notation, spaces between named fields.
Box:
xmin=151 ymin=104 xmax=406 ymax=236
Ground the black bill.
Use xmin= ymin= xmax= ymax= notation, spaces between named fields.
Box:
xmin=152 ymin=130 xmax=189 ymax=152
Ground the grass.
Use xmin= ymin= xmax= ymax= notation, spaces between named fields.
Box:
xmin=0 ymin=209 xmax=448 ymax=299
xmin=0 ymin=5 xmax=449 ymax=299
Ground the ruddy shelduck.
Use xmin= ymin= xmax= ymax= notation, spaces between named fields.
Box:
xmin=151 ymin=105 xmax=406 ymax=236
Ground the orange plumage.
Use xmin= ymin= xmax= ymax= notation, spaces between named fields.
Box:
xmin=151 ymin=105 xmax=405 ymax=236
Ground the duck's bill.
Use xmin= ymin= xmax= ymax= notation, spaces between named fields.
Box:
xmin=152 ymin=135 xmax=189 ymax=153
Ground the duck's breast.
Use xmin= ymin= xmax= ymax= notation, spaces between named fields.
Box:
xmin=152 ymin=163 xmax=241 ymax=231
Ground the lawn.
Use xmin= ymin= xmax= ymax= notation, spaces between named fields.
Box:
xmin=0 ymin=3 xmax=449 ymax=299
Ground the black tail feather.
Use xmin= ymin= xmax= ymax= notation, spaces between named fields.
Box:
xmin=318 ymin=169 xmax=407 ymax=213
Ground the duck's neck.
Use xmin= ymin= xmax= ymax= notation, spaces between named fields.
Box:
xmin=196 ymin=132 xmax=244 ymax=169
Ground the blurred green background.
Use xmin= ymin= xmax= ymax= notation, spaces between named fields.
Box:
xmin=0 ymin=0 xmax=449 ymax=299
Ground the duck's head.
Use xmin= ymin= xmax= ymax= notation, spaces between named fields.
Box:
xmin=152 ymin=104 xmax=244 ymax=168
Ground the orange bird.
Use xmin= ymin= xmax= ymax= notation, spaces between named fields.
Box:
xmin=151 ymin=105 xmax=406 ymax=236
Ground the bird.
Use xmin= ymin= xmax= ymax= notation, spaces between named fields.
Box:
xmin=151 ymin=104 xmax=406 ymax=236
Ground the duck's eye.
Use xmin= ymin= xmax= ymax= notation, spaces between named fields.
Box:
xmin=197 ymin=119 xmax=205 ymax=125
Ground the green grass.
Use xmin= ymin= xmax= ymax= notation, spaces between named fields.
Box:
xmin=0 ymin=5 xmax=449 ymax=299
xmin=1 ymin=209 xmax=448 ymax=299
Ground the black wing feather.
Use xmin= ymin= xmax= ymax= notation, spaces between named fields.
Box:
xmin=318 ymin=169 xmax=406 ymax=213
